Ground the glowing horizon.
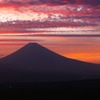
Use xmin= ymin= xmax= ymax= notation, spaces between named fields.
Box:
xmin=0 ymin=35 xmax=100 ymax=64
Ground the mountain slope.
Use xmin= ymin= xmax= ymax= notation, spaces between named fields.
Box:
xmin=0 ymin=43 xmax=100 ymax=82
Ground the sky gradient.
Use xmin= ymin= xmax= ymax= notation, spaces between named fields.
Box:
xmin=0 ymin=0 xmax=100 ymax=64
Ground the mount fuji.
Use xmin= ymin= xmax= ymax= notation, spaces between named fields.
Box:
xmin=0 ymin=43 xmax=100 ymax=82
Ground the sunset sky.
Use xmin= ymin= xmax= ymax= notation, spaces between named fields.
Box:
xmin=0 ymin=0 xmax=100 ymax=64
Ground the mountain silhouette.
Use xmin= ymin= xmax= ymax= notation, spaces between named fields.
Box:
xmin=0 ymin=43 xmax=100 ymax=82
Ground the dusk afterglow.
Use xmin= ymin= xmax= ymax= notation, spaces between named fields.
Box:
xmin=0 ymin=0 xmax=100 ymax=64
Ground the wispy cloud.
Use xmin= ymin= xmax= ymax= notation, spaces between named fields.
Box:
xmin=0 ymin=4 xmax=99 ymax=24
xmin=0 ymin=0 xmax=99 ymax=34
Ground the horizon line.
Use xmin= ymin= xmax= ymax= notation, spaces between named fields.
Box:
xmin=0 ymin=34 xmax=100 ymax=37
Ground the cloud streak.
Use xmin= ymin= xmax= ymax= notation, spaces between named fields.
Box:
xmin=0 ymin=0 xmax=100 ymax=5
xmin=0 ymin=0 xmax=99 ymax=33
xmin=0 ymin=4 xmax=99 ymax=25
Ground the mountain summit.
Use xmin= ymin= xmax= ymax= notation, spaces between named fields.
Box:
xmin=0 ymin=43 xmax=100 ymax=82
